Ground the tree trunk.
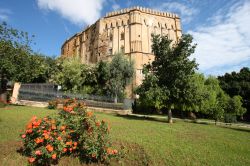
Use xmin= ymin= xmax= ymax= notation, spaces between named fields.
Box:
xmin=114 ymin=93 xmax=117 ymax=103
xmin=168 ymin=108 xmax=173 ymax=123
xmin=0 ymin=75 xmax=7 ymax=102
xmin=189 ymin=112 xmax=197 ymax=120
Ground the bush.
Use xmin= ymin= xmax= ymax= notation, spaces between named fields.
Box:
xmin=224 ymin=113 xmax=237 ymax=123
xmin=21 ymin=99 xmax=123 ymax=165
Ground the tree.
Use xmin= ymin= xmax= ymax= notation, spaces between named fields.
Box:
xmin=107 ymin=52 xmax=134 ymax=103
xmin=135 ymin=66 xmax=168 ymax=112
xmin=149 ymin=34 xmax=198 ymax=123
xmin=179 ymin=73 xmax=207 ymax=118
xmin=226 ymin=95 xmax=247 ymax=120
xmin=0 ymin=22 xmax=52 ymax=101
xmin=200 ymin=76 xmax=230 ymax=124
xmin=218 ymin=67 xmax=250 ymax=121
xmin=52 ymin=57 xmax=97 ymax=93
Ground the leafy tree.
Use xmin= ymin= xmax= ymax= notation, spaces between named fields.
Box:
xmin=200 ymin=76 xmax=230 ymax=124
xmin=149 ymin=34 xmax=198 ymax=123
xmin=0 ymin=22 xmax=54 ymax=101
xmin=135 ymin=67 xmax=168 ymax=112
xmin=52 ymin=57 xmax=95 ymax=93
xmin=107 ymin=53 xmax=134 ymax=103
xmin=218 ymin=67 xmax=250 ymax=121
xmin=95 ymin=61 xmax=110 ymax=95
xmin=226 ymin=95 xmax=247 ymax=120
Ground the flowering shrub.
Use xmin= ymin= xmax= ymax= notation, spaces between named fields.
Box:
xmin=21 ymin=116 xmax=65 ymax=165
xmin=21 ymin=99 xmax=123 ymax=165
xmin=47 ymin=99 xmax=58 ymax=109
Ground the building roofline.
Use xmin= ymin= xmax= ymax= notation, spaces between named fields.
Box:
xmin=105 ymin=6 xmax=179 ymax=19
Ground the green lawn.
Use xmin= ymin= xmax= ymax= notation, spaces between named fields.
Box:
xmin=0 ymin=105 xmax=250 ymax=166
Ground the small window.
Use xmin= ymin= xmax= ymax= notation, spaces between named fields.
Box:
xmin=108 ymin=48 xmax=112 ymax=55
xmin=121 ymin=32 xmax=125 ymax=40
xmin=138 ymin=35 xmax=140 ymax=37
xmin=171 ymin=25 xmax=174 ymax=29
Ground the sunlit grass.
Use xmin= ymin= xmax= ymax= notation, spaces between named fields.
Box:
xmin=0 ymin=105 xmax=250 ymax=165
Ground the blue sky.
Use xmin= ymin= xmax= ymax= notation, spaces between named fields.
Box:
xmin=0 ymin=0 xmax=249 ymax=75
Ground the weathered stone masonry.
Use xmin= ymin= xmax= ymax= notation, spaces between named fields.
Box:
xmin=61 ymin=6 xmax=182 ymax=98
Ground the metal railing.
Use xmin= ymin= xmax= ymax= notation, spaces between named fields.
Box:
xmin=18 ymin=83 xmax=133 ymax=110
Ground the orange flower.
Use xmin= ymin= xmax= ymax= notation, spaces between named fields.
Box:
xmin=73 ymin=142 xmax=77 ymax=146
xmin=43 ymin=133 xmax=49 ymax=140
xmin=35 ymin=150 xmax=42 ymax=156
xmin=107 ymin=148 xmax=112 ymax=155
xmin=86 ymin=111 xmax=93 ymax=117
xmin=69 ymin=148 xmax=72 ymax=152
xmin=46 ymin=144 xmax=54 ymax=152
xmin=52 ymin=154 xmax=57 ymax=160
xmin=32 ymin=119 xmax=42 ymax=128
xmin=63 ymin=148 xmax=67 ymax=153
xmin=51 ymin=125 xmax=56 ymax=130
xmin=60 ymin=126 xmax=66 ymax=131
xmin=113 ymin=149 xmax=118 ymax=154
xmin=28 ymin=157 xmax=35 ymax=163
xmin=35 ymin=138 xmax=44 ymax=144
xmin=66 ymin=141 xmax=72 ymax=146
xmin=95 ymin=121 xmax=100 ymax=126
xmin=21 ymin=134 xmax=26 ymax=138
xmin=26 ymin=123 xmax=32 ymax=129
xmin=26 ymin=129 xmax=33 ymax=134
xmin=57 ymin=136 xmax=62 ymax=141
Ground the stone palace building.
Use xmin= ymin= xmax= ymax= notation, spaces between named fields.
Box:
xmin=61 ymin=6 xmax=182 ymax=97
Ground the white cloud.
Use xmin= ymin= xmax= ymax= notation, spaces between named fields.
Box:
xmin=155 ymin=2 xmax=199 ymax=23
xmin=0 ymin=8 xmax=12 ymax=21
xmin=37 ymin=0 xmax=104 ymax=26
xmin=189 ymin=1 xmax=250 ymax=75
xmin=112 ymin=4 xmax=120 ymax=11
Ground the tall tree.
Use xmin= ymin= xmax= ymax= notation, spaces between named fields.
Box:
xmin=107 ymin=52 xmax=134 ymax=103
xmin=150 ymin=34 xmax=198 ymax=123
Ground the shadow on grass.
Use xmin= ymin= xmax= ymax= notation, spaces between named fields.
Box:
xmin=188 ymin=120 xmax=250 ymax=133
xmin=116 ymin=114 xmax=168 ymax=124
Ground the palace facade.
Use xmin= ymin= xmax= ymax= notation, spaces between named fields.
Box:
xmin=61 ymin=6 xmax=182 ymax=98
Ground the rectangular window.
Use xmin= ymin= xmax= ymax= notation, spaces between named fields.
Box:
xmin=121 ymin=33 xmax=124 ymax=40
xmin=110 ymin=34 xmax=113 ymax=41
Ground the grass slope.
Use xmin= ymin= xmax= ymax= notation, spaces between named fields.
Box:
xmin=0 ymin=105 xmax=250 ymax=166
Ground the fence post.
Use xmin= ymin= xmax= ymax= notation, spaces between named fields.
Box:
xmin=11 ymin=82 xmax=21 ymax=103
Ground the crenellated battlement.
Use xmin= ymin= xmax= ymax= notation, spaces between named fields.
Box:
xmin=105 ymin=6 xmax=179 ymax=19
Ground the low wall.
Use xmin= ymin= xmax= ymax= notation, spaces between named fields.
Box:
xmin=18 ymin=100 xmax=131 ymax=115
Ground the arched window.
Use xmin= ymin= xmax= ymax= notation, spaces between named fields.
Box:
xmin=105 ymin=24 xmax=108 ymax=29
xmin=165 ymin=23 xmax=167 ymax=29
xmin=121 ymin=20 xmax=124 ymax=26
